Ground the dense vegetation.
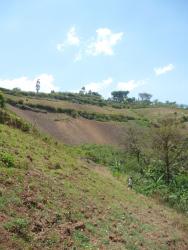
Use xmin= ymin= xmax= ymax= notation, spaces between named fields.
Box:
xmin=0 ymin=91 xmax=5 ymax=108
xmin=86 ymin=148 xmax=187 ymax=212
xmin=76 ymin=119 xmax=188 ymax=213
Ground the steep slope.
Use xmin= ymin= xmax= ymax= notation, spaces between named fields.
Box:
xmin=0 ymin=123 xmax=188 ymax=249
xmin=8 ymin=105 xmax=126 ymax=145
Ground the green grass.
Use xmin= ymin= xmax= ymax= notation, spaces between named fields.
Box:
xmin=0 ymin=119 xmax=188 ymax=249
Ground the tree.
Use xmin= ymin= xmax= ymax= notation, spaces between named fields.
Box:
xmin=124 ymin=125 xmax=147 ymax=174
xmin=111 ymin=91 xmax=129 ymax=102
xmin=36 ymin=79 xmax=40 ymax=94
xmin=127 ymin=97 xmax=136 ymax=103
xmin=87 ymin=90 xmax=101 ymax=97
xmin=139 ymin=93 xmax=152 ymax=102
xmin=79 ymin=86 xmax=86 ymax=95
xmin=151 ymin=118 xmax=188 ymax=184
xmin=12 ymin=87 xmax=21 ymax=92
xmin=0 ymin=91 xmax=5 ymax=108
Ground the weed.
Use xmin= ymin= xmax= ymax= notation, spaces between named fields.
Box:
xmin=54 ymin=162 xmax=61 ymax=169
xmin=73 ymin=231 xmax=90 ymax=248
xmin=4 ymin=218 xmax=29 ymax=239
xmin=0 ymin=152 xmax=15 ymax=168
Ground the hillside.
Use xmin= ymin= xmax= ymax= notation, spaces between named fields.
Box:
xmin=8 ymin=105 xmax=125 ymax=145
xmin=0 ymin=91 xmax=188 ymax=249
xmin=0 ymin=121 xmax=188 ymax=249
xmin=5 ymin=92 xmax=188 ymax=145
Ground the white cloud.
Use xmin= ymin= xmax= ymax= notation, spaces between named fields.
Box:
xmin=87 ymin=28 xmax=123 ymax=56
xmin=0 ymin=74 xmax=59 ymax=93
xmin=154 ymin=64 xmax=175 ymax=76
xmin=117 ymin=79 xmax=147 ymax=91
xmin=57 ymin=26 xmax=80 ymax=52
xmin=57 ymin=43 xmax=65 ymax=52
xmin=85 ymin=77 xmax=113 ymax=92
xmin=67 ymin=27 xmax=80 ymax=46
xmin=57 ymin=27 xmax=123 ymax=61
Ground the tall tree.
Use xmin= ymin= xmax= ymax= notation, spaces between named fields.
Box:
xmin=151 ymin=118 xmax=188 ymax=184
xmin=124 ymin=125 xmax=147 ymax=174
xmin=139 ymin=93 xmax=152 ymax=102
xmin=111 ymin=91 xmax=129 ymax=102
xmin=79 ymin=86 xmax=86 ymax=95
xmin=36 ymin=79 xmax=40 ymax=94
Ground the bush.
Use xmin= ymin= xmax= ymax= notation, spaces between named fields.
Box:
xmin=9 ymin=99 xmax=135 ymax=122
xmin=18 ymin=99 xmax=24 ymax=105
xmin=0 ymin=91 xmax=5 ymax=108
xmin=0 ymin=109 xmax=31 ymax=132
xmin=0 ymin=152 xmax=15 ymax=168
xmin=79 ymin=144 xmax=126 ymax=167
xmin=54 ymin=162 xmax=61 ymax=169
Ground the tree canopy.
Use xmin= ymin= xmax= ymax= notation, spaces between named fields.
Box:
xmin=111 ymin=91 xmax=129 ymax=102
xmin=139 ymin=93 xmax=152 ymax=102
xmin=151 ymin=117 xmax=188 ymax=184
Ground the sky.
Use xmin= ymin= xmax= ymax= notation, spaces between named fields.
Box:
xmin=0 ymin=0 xmax=188 ymax=103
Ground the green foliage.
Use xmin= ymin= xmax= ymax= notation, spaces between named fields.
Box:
xmin=54 ymin=162 xmax=61 ymax=169
xmin=0 ymin=152 xmax=15 ymax=168
xmin=0 ymin=91 xmax=5 ymax=108
xmin=133 ymin=172 xmax=188 ymax=213
xmin=7 ymin=98 xmax=136 ymax=122
xmin=0 ymin=109 xmax=31 ymax=132
xmin=1 ymin=86 xmax=181 ymax=110
xmin=4 ymin=218 xmax=29 ymax=238
xmin=78 ymin=142 xmax=188 ymax=213
xmin=111 ymin=90 xmax=129 ymax=102
xmin=79 ymin=144 xmax=126 ymax=166
xmin=181 ymin=115 xmax=188 ymax=122
xmin=73 ymin=231 xmax=90 ymax=248
xmin=151 ymin=117 xmax=188 ymax=184
xmin=110 ymin=159 xmax=126 ymax=176
xmin=0 ymin=118 xmax=187 ymax=249
xmin=2 ymin=87 xmax=106 ymax=106
xmin=139 ymin=93 xmax=152 ymax=102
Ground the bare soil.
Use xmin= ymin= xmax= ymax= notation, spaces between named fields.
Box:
xmin=9 ymin=105 xmax=125 ymax=145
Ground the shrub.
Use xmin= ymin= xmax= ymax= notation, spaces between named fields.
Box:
xmin=18 ymin=99 xmax=24 ymax=105
xmin=0 ymin=152 xmax=15 ymax=168
xmin=0 ymin=91 xmax=5 ymax=108
xmin=54 ymin=162 xmax=61 ymax=169
xmin=0 ymin=109 xmax=31 ymax=132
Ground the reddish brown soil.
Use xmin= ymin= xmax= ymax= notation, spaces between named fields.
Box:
xmin=9 ymin=105 xmax=125 ymax=145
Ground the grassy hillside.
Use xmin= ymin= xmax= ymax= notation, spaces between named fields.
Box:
xmin=4 ymin=91 xmax=188 ymax=148
xmin=5 ymin=92 xmax=188 ymax=124
xmin=0 ymin=109 xmax=188 ymax=249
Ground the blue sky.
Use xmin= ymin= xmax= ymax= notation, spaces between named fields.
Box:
xmin=0 ymin=0 xmax=187 ymax=103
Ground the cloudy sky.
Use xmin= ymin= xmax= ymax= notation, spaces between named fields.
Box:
xmin=0 ymin=0 xmax=187 ymax=103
